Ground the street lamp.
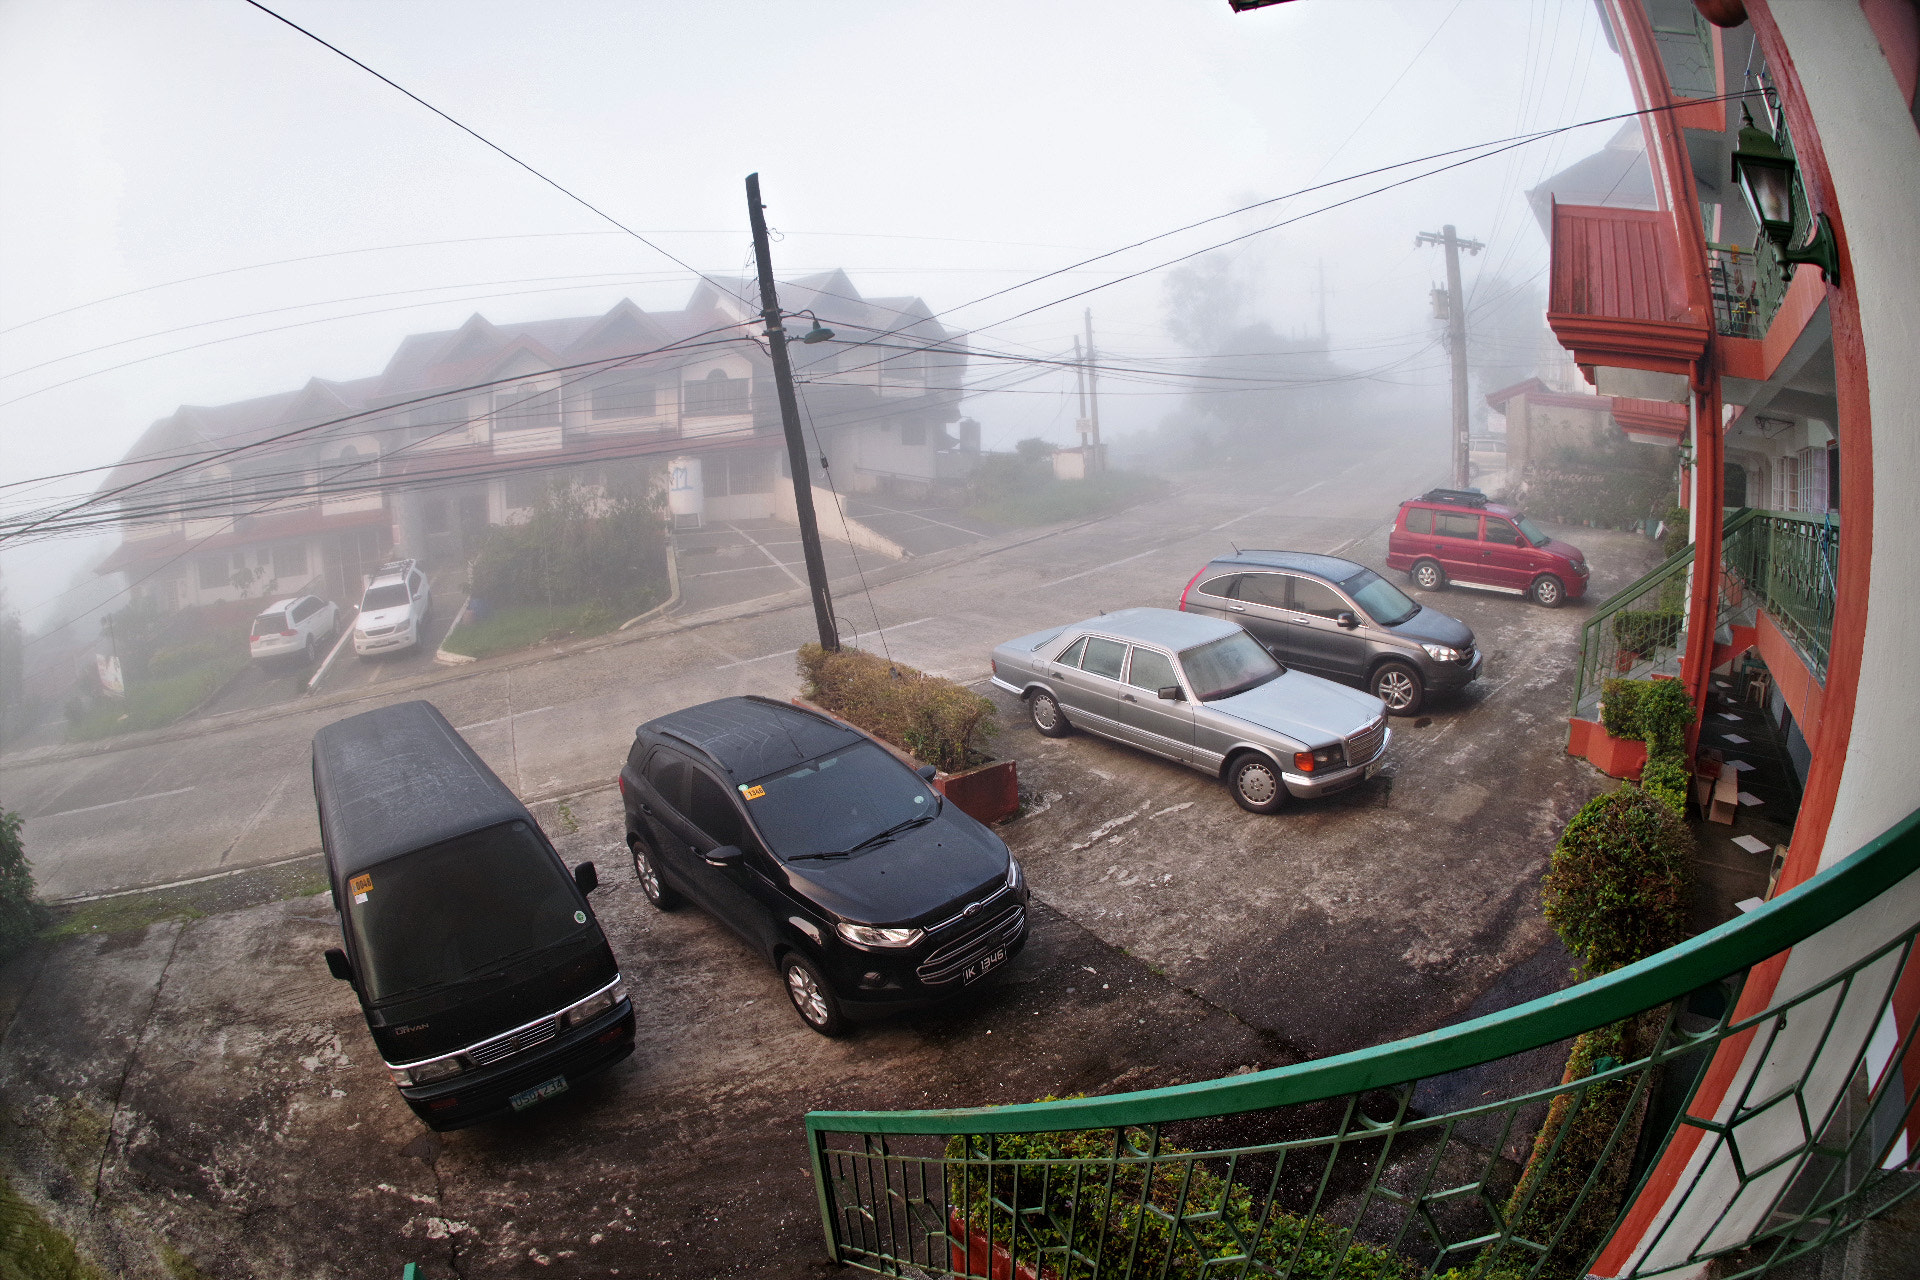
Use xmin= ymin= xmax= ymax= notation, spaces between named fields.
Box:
xmin=1731 ymin=107 xmax=1841 ymax=284
xmin=790 ymin=310 xmax=836 ymax=344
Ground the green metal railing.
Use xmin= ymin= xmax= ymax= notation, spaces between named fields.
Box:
xmin=1706 ymin=241 xmax=1790 ymax=341
xmin=807 ymin=807 xmax=1920 ymax=1279
xmin=1723 ymin=511 xmax=1838 ymax=682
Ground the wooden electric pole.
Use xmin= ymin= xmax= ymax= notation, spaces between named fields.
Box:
xmin=1082 ymin=309 xmax=1102 ymax=473
xmin=746 ymin=172 xmax=838 ymax=651
xmin=1416 ymin=225 xmax=1484 ymax=489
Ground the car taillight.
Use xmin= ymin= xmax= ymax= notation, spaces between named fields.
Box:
xmin=617 ymin=774 xmax=627 ymax=799
xmin=991 ymin=657 xmax=998 ymax=676
xmin=1178 ymin=567 xmax=1206 ymax=611
xmin=280 ymin=630 xmax=297 ymax=637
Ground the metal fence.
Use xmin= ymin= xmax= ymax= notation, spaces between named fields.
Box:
xmin=1722 ymin=512 xmax=1838 ymax=682
xmin=807 ymin=809 xmax=1920 ymax=1280
xmin=1707 ymin=242 xmax=1790 ymax=341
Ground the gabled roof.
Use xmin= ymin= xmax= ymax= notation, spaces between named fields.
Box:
xmin=1547 ymin=200 xmax=1709 ymax=377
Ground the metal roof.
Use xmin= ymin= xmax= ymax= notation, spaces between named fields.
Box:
xmin=642 ymin=695 xmax=862 ymax=781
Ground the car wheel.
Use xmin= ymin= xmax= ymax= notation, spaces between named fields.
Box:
xmin=1411 ymin=559 xmax=1446 ymax=591
xmin=1227 ymin=753 xmax=1288 ymax=815
xmin=630 ymin=835 xmax=680 ymax=910
xmin=1531 ymin=574 xmax=1565 ymax=608
xmin=781 ymin=953 xmax=849 ymax=1037
xmin=1371 ymin=660 xmax=1425 ymax=716
xmin=1028 ymin=690 xmax=1071 ymax=738
xmin=304 ymin=636 xmax=318 ymax=664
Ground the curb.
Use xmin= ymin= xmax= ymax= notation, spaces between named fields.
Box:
xmin=620 ymin=535 xmax=682 ymax=631
xmin=433 ymin=594 xmax=476 ymax=666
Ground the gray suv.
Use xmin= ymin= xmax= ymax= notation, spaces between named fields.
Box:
xmin=1179 ymin=551 xmax=1480 ymax=715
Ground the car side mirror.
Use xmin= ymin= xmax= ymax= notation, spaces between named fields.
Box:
xmin=1336 ymin=611 xmax=1359 ymax=629
xmin=323 ymin=947 xmax=354 ymax=983
xmin=704 ymin=844 xmax=745 ymax=867
xmin=573 ymin=861 xmax=598 ymax=895
xmin=1157 ymin=685 xmax=1185 ymax=702
xmin=916 ymin=764 xmax=939 ymax=781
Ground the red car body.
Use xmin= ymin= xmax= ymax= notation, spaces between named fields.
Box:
xmin=1384 ymin=490 xmax=1590 ymax=607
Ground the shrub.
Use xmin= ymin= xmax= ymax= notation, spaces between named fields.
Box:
xmin=1661 ymin=506 xmax=1689 ymax=560
xmin=1638 ymin=756 xmax=1690 ymax=815
xmin=468 ymin=478 xmax=667 ymax=615
xmin=0 ymin=808 xmax=47 ymax=962
xmin=1634 ymin=677 xmax=1696 ymax=757
xmin=797 ymin=644 xmax=997 ymax=774
xmin=1543 ymin=786 xmax=1694 ymax=978
xmin=1598 ymin=678 xmax=1643 ymax=739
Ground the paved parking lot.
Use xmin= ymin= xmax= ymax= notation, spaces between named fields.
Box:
xmin=671 ymin=519 xmax=868 ymax=619
xmin=838 ymin=494 xmax=1003 ymax=557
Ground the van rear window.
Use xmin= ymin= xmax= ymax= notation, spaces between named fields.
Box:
xmin=346 ymin=821 xmax=586 ymax=1003
xmin=251 ymin=613 xmax=288 ymax=637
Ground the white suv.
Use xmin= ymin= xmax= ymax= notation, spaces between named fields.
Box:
xmin=249 ymin=595 xmax=339 ymax=664
xmin=352 ymin=560 xmax=433 ymax=657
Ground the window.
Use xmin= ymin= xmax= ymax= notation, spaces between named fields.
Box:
xmin=1345 ymin=569 xmax=1418 ymax=627
xmin=1126 ymin=647 xmax=1178 ymax=692
xmin=1776 ymin=453 xmax=1800 ymax=512
xmin=270 ymin=544 xmax=307 ymax=579
xmin=684 ymin=368 xmax=750 ymax=417
xmin=1055 ymin=636 xmax=1089 ymax=667
xmin=1402 ymin=507 xmax=1433 ymax=535
xmin=494 ymin=383 xmax=559 ymax=431
xmin=591 ymin=379 xmax=656 ymax=420
xmin=251 ymin=612 xmax=289 ymax=637
xmin=1435 ymin=512 xmax=1481 ymax=539
xmin=410 ymin=398 xmax=467 ymax=441
xmin=646 ymin=751 xmax=690 ymax=810
xmin=1195 ymin=575 xmax=1240 ymax=599
xmin=743 ymin=741 xmax=935 ymax=862
xmin=883 ymin=353 xmax=923 ymax=385
xmin=1797 ymin=447 xmax=1827 ymax=513
xmin=688 ymin=770 xmax=746 ymax=848
xmin=1515 ymin=516 xmax=1549 ymax=546
xmin=362 ymin=583 xmax=410 ymax=610
xmin=1484 ymin=520 xmax=1523 ymax=546
xmin=1180 ymin=632 xmax=1283 ymax=701
xmin=1289 ymin=577 xmax=1349 ymax=618
xmin=290 ymin=598 xmax=318 ymax=624
xmin=1080 ymin=637 xmax=1127 ymax=680
xmin=1237 ymin=574 xmax=1290 ymax=608
xmin=198 ymin=558 xmax=228 ymax=590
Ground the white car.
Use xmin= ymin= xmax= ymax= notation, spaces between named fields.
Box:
xmin=249 ymin=595 xmax=339 ymax=665
xmin=352 ymin=560 xmax=433 ymax=657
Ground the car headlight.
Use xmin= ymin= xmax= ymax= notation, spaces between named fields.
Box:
xmin=390 ymin=1054 xmax=463 ymax=1087
xmin=1292 ymin=746 xmax=1342 ymax=773
xmin=837 ymin=922 xmax=926 ymax=949
xmin=1421 ymin=643 xmax=1462 ymax=662
xmin=1007 ymin=859 xmax=1024 ymax=892
xmin=561 ymin=979 xmax=625 ymax=1028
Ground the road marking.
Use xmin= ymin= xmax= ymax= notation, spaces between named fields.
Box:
xmin=713 ymin=617 xmax=937 ymax=670
xmin=1035 ymin=548 xmax=1160 ymax=591
xmin=854 ymin=502 xmax=986 ymax=536
xmin=1209 ymin=505 xmax=1268 ymax=532
xmin=727 ymin=522 xmax=806 ymax=587
xmin=1297 ymin=479 xmax=1327 ymax=495
xmin=308 ymin=608 xmax=357 ymax=691
xmin=455 ymin=706 xmax=555 ymax=732
xmin=219 ymin=774 xmax=294 ymax=865
xmin=35 ymin=786 xmax=197 ymax=820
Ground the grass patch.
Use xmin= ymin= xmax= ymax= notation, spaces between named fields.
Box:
xmin=40 ymin=895 xmax=206 ymax=941
xmin=40 ymin=854 xmax=327 ymax=943
xmin=966 ymin=471 xmax=1163 ymax=527
xmin=64 ymin=653 xmax=246 ymax=743
xmin=0 ymin=1165 xmax=100 ymax=1278
xmin=441 ymin=600 xmax=638 ymax=660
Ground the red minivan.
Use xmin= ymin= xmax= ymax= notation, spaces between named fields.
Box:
xmin=1384 ymin=488 xmax=1590 ymax=607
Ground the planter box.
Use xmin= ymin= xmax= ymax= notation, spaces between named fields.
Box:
xmin=789 ymin=697 xmax=1020 ymax=825
xmin=949 ymin=1211 xmax=1050 ymax=1280
xmin=1566 ymin=717 xmax=1648 ymax=781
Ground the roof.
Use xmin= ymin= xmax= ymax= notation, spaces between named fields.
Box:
xmin=1546 ymin=201 xmax=1709 ymax=376
xmin=311 ymin=700 xmax=531 ymax=877
xmin=1074 ymin=607 xmax=1239 ymax=651
xmin=641 ymin=695 xmax=863 ymax=782
xmin=1207 ymin=550 xmax=1367 ymax=583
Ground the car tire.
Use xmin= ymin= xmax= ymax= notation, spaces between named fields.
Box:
xmin=1371 ymin=660 xmax=1425 ymax=716
xmin=1227 ymin=753 xmax=1289 ymax=815
xmin=1028 ymin=690 xmax=1071 ymax=738
xmin=304 ymin=637 xmax=318 ymax=664
xmin=1531 ymin=574 xmax=1566 ymax=608
xmin=1411 ymin=559 xmax=1446 ymax=591
xmin=630 ymin=835 xmax=680 ymax=910
xmin=781 ymin=953 xmax=849 ymax=1037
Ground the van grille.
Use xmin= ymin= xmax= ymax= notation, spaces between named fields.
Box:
xmin=916 ymin=904 xmax=1025 ymax=986
xmin=1344 ymin=717 xmax=1387 ymax=768
xmin=467 ymin=1015 xmax=559 ymax=1067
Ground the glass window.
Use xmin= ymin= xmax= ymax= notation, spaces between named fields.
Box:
xmin=646 ymin=751 xmax=690 ymax=809
xmin=273 ymin=543 xmax=308 ymax=578
xmin=745 ymin=741 xmax=936 ymax=861
xmin=362 ymin=583 xmax=409 ymax=610
xmin=199 ymin=558 xmax=229 ymax=591
xmin=685 ymin=369 xmax=750 ymax=417
xmin=1344 ymin=569 xmax=1419 ymax=627
xmin=345 ymin=821 xmax=588 ymax=1004
xmin=1484 ymin=520 xmax=1522 ymax=546
xmin=1402 ymin=507 xmax=1433 ymax=535
xmin=1195 ymin=574 xmax=1240 ymax=599
xmin=1237 ymin=574 xmax=1289 ymax=608
xmin=1290 ymin=577 xmax=1349 ymax=618
xmin=591 ymin=379 xmax=655 ymax=420
xmin=901 ymin=421 xmax=927 ymax=447
xmin=1126 ymin=647 xmax=1178 ymax=692
xmin=1515 ymin=516 xmax=1549 ymax=546
xmin=1180 ymin=631 xmax=1283 ymax=701
xmin=290 ymin=598 xmax=318 ymax=623
xmin=1081 ymin=636 xmax=1127 ymax=680
xmin=1054 ymin=636 xmax=1089 ymax=667
xmin=688 ymin=770 xmax=746 ymax=848
xmin=251 ymin=612 xmax=289 ymax=637
xmin=1435 ymin=512 xmax=1481 ymax=539
xmin=494 ymin=383 xmax=560 ymax=431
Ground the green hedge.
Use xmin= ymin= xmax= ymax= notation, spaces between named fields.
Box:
xmin=797 ymin=644 xmax=997 ymax=774
xmin=1635 ymin=678 xmax=1694 ymax=757
xmin=468 ymin=478 xmax=667 ymax=616
xmin=1543 ymin=786 xmax=1694 ymax=978
xmin=1638 ymin=756 xmax=1689 ymax=815
xmin=0 ymin=808 xmax=47 ymax=963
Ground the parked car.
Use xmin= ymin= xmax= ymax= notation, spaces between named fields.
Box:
xmin=1177 ymin=551 xmax=1479 ymax=715
xmin=248 ymin=594 xmax=338 ymax=665
xmin=353 ymin=558 xmax=432 ymax=656
xmin=618 ymin=695 xmax=1029 ymax=1037
xmin=1384 ymin=488 xmax=1590 ymax=607
xmin=990 ymin=607 xmax=1389 ymax=814
xmin=312 ymin=700 xmax=632 ymax=1131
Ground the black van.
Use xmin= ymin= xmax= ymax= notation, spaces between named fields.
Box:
xmin=312 ymin=700 xmax=634 ymax=1130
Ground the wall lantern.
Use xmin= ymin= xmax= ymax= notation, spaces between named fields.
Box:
xmin=1731 ymin=107 xmax=1841 ymax=285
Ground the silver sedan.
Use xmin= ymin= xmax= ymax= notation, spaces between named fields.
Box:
xmin=990 ymin=607 xmax=1389 ymax=814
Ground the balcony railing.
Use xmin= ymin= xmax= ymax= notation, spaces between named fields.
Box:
xmin=1723 ymin=510 xmax=1839 ymax=681
xmin=1707 ymin=241 xmax=1790 ymax=340
xmin=806 ymin=807 xmax=1920 ymax=1279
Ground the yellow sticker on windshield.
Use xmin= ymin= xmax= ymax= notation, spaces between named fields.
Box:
xmin=742 ymin=784 xmax=766 ymax=800
xmin=349 ymin=873 xmax=372 ymax=903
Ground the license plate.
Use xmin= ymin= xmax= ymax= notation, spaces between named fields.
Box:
xmin=964 ymin=948 xmax=1008 ymax=985
xmin=510 ymin=1075 xmax=568 ymax=1112
xmin=1366 ymin=760 xmax=1384 ymax=779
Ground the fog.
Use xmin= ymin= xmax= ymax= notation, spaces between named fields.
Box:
xmin=0 ymin=0 xmax=1638 ymax=635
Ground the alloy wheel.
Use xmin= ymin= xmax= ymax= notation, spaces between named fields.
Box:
xmin=787 ymin=964 xmax=830 ymax=1027
xmin=1376 ymin=669 xmax=1416 ymax=711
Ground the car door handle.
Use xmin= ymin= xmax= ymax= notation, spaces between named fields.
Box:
xmin=1121 ymin=693 xmax=1137 ymax=703
xmin=639 ymin=803 xmax=654 ymax=815
xmin=1228 ymin=605 xmax=1246 ymax=612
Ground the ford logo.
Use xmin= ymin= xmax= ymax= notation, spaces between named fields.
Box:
xmin=963 ymin=901 xmax=983 ymax=917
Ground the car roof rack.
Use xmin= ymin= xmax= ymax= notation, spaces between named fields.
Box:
xmin=1417 ymin=487 xmax=1489 ymax=508
xmin=372 ymin=558 xmax=416 ymax=576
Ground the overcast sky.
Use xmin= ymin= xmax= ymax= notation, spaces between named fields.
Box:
xmin=0 ymin=0 xmax=1634 ymax=625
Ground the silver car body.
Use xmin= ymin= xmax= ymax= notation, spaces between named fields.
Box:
xmin=990 ymin=607 xmax=1389 ymax=800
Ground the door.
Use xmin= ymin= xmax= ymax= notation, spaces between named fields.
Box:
xmin=682 ymin=765 xmax=781 ymax=953
xmin=1431 ymin=510 xmax=1485 ymax=584
xmin=1479 ymin=516 xmax=1534 ymax=589
xmin=1182 ymin=572 xmax=1243 ymax=625
xmin=639 ymin=749 xmax=699 ymax=888
xmin=1106 ymin=645 xmax=1195 ymax=762
xmin=1225 ymin=572 xmax=1297 ymax=659
xmin=1282 ymin=575 xmax=1370 ymax=681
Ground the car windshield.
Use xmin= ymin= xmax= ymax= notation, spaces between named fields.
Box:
xmin=1516 ymin=516 xmax=1549 ymax=546
xmin=744 ymin=740 xmax=936 ymax=861
xmin=1180 ymin=630 xmax=1283 ymax=701
xmin=345 ymin=820 xmax=588 ymax=1004
xmin=1344 ymin=569 xmax=1419 ymax=627
xmin=250 ymin=612 xmax=288 ymax=637
xmin=362 ymin=583 xmax=409 ymax=610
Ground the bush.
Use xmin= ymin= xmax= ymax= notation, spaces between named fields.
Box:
xmin=1639 ymin=756 xmax=1690 ymax=815
xmin=468 ymin=478 xmax=667 ymax=616
xmin=1543 ymin=786 xmax=1694 ymax=978
xmin=1598 ymin=677 xmax=1643 ymax=739
xmin=1661 ymin=506 xmax=1689 ymax=560
xmin=1635 ymin=677 xmax=1695 ymax=757
xmin=797 ymin=643 xmax=996 ymax=774
xmin=0 ymin=808 xmax=47 ymax=963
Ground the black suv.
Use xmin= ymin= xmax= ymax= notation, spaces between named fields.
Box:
xmin=1179 ymin=551 xmax=1481 ymax=715
xmin=618 ymin=696 xmax=1028 ymax=1035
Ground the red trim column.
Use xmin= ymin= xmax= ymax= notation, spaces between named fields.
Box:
xmin=1679 ymin=367 xmax=1723 ymax=742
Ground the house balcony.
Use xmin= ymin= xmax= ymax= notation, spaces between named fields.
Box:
xmin=1547 ymin=201 xmax=1710 ymax=399
xmin=1722 ymin=510 xmax=1839 ymax=683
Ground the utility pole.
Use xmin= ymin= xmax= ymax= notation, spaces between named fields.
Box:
xmin=1416 ymin=225 xmax=1484 ymax=489
xmin=746 ymin=172 xmax=838 ymax=651
xmin=1081 ymin=309 xmax=1102 ymax=473
xmin=1072 ymin=337 xmax=1090 ymax=449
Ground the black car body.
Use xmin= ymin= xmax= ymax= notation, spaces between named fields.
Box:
xmin=312 ymin=700 xmax=633 ymax=1131
xmin=618 ymin=696 xmax=1028 ymax=1035
xmin=1179 ymin=551 xmax=1481 ymax=715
